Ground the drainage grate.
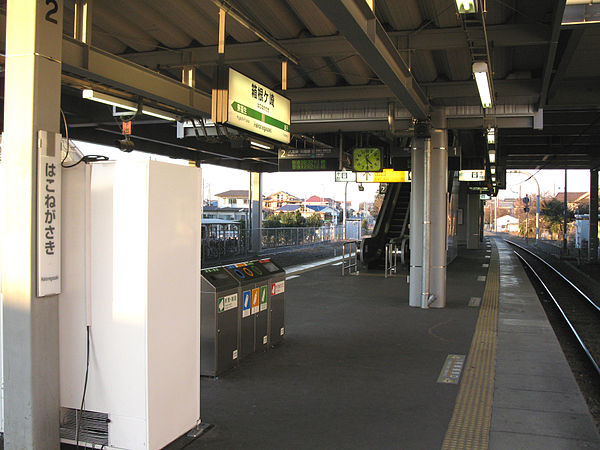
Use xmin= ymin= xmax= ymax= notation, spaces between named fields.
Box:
xmin=60 ymin=407 xmax=109 ymax=446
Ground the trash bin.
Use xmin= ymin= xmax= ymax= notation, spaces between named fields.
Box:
xmin=245 ymin=260 xmax=271 ymax=353
xmin=200 ymin=266 xmax=240 ymax=376
xmin=256 ymin=259 xmax=286 ymax=347
xmin=223 ymin=262 xmax=269 ymax=359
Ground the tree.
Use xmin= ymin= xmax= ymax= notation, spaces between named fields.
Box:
xmin=306 ymin=213 xmax=323 ymax=228
xmin=540 ymin=198 xmax=574 ymax=239
xmin=263 ymin=213 xmax=282 ymax=228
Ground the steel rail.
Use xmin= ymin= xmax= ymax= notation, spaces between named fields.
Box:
xmin=507 ymin=241 xmax=600 ymax=376
xmin=506 ymin=240 xmax=600 ymax=314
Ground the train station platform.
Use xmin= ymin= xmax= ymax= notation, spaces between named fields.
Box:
xmin=177 ymin=237 xmax=600 ymax=450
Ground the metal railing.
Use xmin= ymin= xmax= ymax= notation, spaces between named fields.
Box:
xmin=202 ymin=222 xmax=362 ymax=262
xmin=385 ymin=242 xmax=398 ymax=278
xmin=342 ymin=240 xmax=359 ymax=276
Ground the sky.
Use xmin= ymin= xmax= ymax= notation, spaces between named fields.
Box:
xmin=75 ymin=141 xmax=593 ymax=208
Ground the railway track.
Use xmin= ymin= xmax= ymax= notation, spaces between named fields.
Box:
xmin=505 ymin=240 xmax=600 ymax=377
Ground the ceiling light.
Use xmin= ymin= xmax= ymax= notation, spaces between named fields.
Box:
xmin=250 ymin=140 xmax=273 ymax=150
xmin=490 ymin=167 xmax=496 ymax=174
xmin=456 ymin=0 xmax=478 ymax=14
xmin=83 ymin=89 xmax=137 ymax=111
xmin=487 ymin=128 xmax=496 ymax=144
xmin=488 ymin=149 xmax=496 ymax=164
xmin=473 ymin=62 xmax=493 ymax=109
xmin=82 ymin=89 xmax=177 ymax=121
xmin=491 ymin=175 xmax=496 ymax=182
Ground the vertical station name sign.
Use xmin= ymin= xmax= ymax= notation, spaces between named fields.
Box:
xmin=215 ymin=68 xmax=291 ymax=144
xmin=37 ymin=130 xmax=61 ymax=297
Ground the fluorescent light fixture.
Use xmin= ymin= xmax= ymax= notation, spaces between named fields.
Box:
xmin=488 ymin=149 xmax=496 ymax=164
xmin=490 ymin=166 xmax=496 ymax=174
xmin=487 ymin=128 xmax=496 ymax=144
xmin=82 ymin=89 xmax=177 ymax=121
xmin=142 ymin=106 xmax=178 ymax=121
xmin=473 ymin=62 xmax=493 ymax=109
xmin=83 ymin=89 xmax=136 ymax=111
xmin=491 ymin=175 xmax=496 ymax=182
xmin=250 ymin=140 xmax=273 ymax=150
xmin=456 ymin=0 xmax=478 ymax=14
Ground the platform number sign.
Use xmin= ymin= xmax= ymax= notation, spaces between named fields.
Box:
xmin=45 ymin=0 xmax=59 ymax=24
xmin=242 ymin=290 xmax=251 ymax=318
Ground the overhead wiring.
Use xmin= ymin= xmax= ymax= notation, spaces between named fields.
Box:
xmin=61 ymin=107 xmax=109 ymax=168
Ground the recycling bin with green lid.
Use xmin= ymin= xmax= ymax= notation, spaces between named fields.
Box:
xmin=255 ymin=258 xmax=286 ymax=347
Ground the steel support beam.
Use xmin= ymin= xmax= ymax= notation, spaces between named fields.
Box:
xmin=119 ymin=24 xmax=548 ymax=69
xmin=312 ymin=0 xmax=429 ymax=119
xmin=2 ymin=0 xmax=63 ymax=446
xmin=285 ymin=79 xmax=541 ymax=103
xmin=61 ymin=37 xmax=212 ymax=117
xmin=539 ymin=0 xmax=568 ymax=108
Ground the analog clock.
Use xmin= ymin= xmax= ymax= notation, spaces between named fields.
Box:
xmin=353 ymin=147 xmax=382 ymax=172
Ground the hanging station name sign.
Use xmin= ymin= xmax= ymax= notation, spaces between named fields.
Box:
xmin=226 ymin=68 xmax=291 ymax=144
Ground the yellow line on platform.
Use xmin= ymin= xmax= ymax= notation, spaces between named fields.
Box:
xmin=441 ymin=244 xmax=499 ymax=450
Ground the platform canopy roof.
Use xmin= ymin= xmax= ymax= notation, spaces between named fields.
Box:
xmin=2 ymin=0 xmax=600 ymax=174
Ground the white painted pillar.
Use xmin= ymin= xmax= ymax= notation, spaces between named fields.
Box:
xmin=428 ymin=111 xmax=448 ymax=308
xmin=250 ymin=172 xmax=262 ymax=253
xmin=466 ymin=193 xmax=481 ymax=249
xmin=409 ymin=136 xmax=425 ymax=307
xmin=2 ymin=0 xmax=63 ymax=447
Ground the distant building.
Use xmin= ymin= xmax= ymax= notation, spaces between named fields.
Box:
xmin=304 ymin=195 xmax=336 ymax=208
xmin=203 ymin=190 xmax=249 ymax=223
xmin=496 ymin=214 xmax=519 ymax=232
xmin=554 ymin=192 xmax=589 ymax=211
xmin=215 ymin=190 xmax=249 ymax=208
xmin=263 ymin=191 xmax=303 ymax=211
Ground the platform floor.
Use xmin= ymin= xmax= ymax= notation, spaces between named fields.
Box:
xmin=178 ymin=237 xmax=599 ymax=450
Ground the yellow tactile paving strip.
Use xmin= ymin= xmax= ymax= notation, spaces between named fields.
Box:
xmin=441 ymin=244 xmax=499 ymax=450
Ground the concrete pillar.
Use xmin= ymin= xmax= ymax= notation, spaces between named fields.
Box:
xmin=2 ymin=0 xmax=63 ymax=447
xmin=466 ymin=193 xmax=481 ymax=249
xmin=428 ymin=111 xmax=448 ymax=308
xmin=590 ymin=168 xmax=598 ymax=262
xmin=409 ymin=136 xmax=425 ymax=307
xmin=250 ymin=172 xmax=262 ymax=254
xmin=456 ymin=183 xmax=468 ymax=246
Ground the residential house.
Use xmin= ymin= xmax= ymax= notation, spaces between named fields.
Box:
xmin=216 ymin=190 xmax=249 ymax=208
xmin=553 ymin=191 xmax=589 ymax=211
xmin=202 ymin=190 xmax=249 ymax=223
xmin=263 ymin=191 xmax=303 ymax=211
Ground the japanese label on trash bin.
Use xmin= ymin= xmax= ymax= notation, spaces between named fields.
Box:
xmin=271 ymin=280 xmax=285 ymax=296
xmin=260 ymin=285 xmax=268 ymax=311
xmin=242 ymin=290 xmax=251 ymax=318
xmin=218 ymin=293 xmax=238 ymax=313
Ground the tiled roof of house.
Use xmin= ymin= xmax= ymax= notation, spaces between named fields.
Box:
xmin=215 ymin=190 xmax=249 ymax=198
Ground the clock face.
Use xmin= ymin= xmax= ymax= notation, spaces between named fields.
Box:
xmin=353 ymin=148 xmax=382 ymax=172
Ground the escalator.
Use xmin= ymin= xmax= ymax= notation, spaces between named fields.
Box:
xmin=360 ymin=182 xmax=411 ymax=270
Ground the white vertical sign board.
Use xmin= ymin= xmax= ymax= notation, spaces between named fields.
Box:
xmin=37 ymin=130 xmax=61 ymax=297
xmin=227 ymin=68 xmax=291 ymax=144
